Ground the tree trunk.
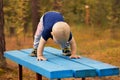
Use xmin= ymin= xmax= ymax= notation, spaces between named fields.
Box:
xmin=31 ymin=0 xmax=40 ymax=38
xmin=0 ymin=0 xmax=6 ymax=68
xmin=110 ymin=0 xmax=120 ymax=39
xmin=53 ymin=0 xmax=62 ymax=12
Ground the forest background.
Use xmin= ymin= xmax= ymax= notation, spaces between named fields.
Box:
xmin=0 ymin=0 xmax=120 ymax=80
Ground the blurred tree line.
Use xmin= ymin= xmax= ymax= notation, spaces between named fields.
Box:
xmin=3 ymin=0 xmax=120 ymax=37
xmin=0 ymin=0 xmax=6 ymax=68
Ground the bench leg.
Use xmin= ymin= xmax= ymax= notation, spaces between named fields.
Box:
xmin=18 ymin=64 xmax=22 ymax=80
xmin=82 ymin=78 xmax=85 ymax=80
xmin=36 ymin=73 xmax=42 ymax=80
xmin=50 ymin=79 xmax=61 ymax=80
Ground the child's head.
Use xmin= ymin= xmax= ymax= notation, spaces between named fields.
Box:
xmin=51 ymin=22 xmax=70 ymax=45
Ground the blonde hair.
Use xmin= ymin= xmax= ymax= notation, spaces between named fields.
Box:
xmin=52 ymin=22 xmax=70 ymax=44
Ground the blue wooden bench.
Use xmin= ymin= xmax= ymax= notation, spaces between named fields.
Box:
xmin=4 ymin=47 xmax=119 ymax=80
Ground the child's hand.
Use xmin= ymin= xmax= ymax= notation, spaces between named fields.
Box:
xmin=70 ymin=54 xmax=81 ymax=59
xmin=37 ymin=56 xmax=47 ymax=61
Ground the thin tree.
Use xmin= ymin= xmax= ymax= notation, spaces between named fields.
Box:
xmin=0 ymin=0 xmax=6 ymax=68
xmin=31 ymin=0 xmax=40 ymax=38
xmin=53 ymin=0 xmax=62 ymax=12
xmin=110 ymin=0 xmax=120 ymax=39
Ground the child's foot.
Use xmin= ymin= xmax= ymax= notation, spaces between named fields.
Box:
xmin=29 ymin=49 xmax=37 ymax=57
xmin=62 ymin=48 xmax=71 ymax=56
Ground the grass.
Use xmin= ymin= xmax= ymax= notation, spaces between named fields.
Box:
xmin=1 ymin=24 xmax=120 ymax=80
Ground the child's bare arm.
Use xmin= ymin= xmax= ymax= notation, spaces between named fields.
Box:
xmin=37 ymin=37 xmax=47 ymax=61
xmin=69 ymin=37 xmax=80 ymax=58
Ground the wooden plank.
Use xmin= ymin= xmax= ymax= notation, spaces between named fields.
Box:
xmin=72 ymin=57 xmax=119 ymax=77
xmin=22 ymin=49 xmax=97 ymax=78
xmin=44 ymin=47 xmax=120 ymax=77
xmin=4 ymin=50 xmax=73 ymax=79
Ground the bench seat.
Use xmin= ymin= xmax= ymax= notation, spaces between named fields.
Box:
xmin=4 ymin=47 xmax=119 ymax=80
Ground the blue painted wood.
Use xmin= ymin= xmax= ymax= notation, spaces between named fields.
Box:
xmin=20 ymin=48 xmax=33 ymax=53
xmin=4 ymin=50 xmax=73 ymax=79
xmin=44 ymin=47 xmax=120 ymax=77
xmin=22 ymin=49 xmax=97 ymax=78
xmin=4 ymin=47 xmax=119 ymax=79
xmin=73 ymin=57 xmax=119 ymax=77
